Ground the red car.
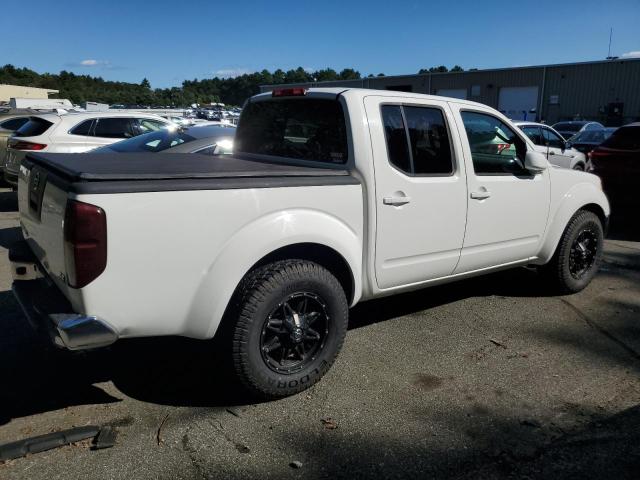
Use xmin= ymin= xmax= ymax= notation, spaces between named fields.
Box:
xmin=588 ymin=123 xmax=640 ymax=212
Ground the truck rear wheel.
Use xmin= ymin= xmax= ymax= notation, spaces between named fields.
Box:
xmin=541 ymin=210 xmax=603 ymax=293
xmin=228 ymin=260 xmax=348 ymax=399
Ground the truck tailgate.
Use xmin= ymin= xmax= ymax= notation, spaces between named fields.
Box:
xmin=17 ymin=162 xmax=71 ymax=297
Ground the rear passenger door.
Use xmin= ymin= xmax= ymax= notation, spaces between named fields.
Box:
xmin=365 ymin=96 xmax=468 ymax=289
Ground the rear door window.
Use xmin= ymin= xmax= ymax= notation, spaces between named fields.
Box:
xmin=235 ymin=98 xmax=348 ymax=164
xmin=381 ymin=104 xmax=454 ymax=175
xmin=93 ymin=118 xmax=135 ymax=139
xmin=14 ymin=117 xmax=54 ymax=137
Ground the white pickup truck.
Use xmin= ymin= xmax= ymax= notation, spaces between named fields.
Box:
xmin=11 ymin=87 xmax=609 ymax=399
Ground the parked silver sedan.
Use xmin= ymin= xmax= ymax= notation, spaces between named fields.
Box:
xmin=93 ymin=124 xmax=235 ymax=155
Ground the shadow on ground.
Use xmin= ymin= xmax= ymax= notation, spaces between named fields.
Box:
xmin=0 ymin=190 xmax=18 ymax=213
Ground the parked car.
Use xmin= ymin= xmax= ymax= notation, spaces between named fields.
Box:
xmin=588 ymin=122 xmax=640 ymax=211
xmin=551 ymin=121 xmax=604 ymax=140
xmin=11 ymin=88 xmax=609 ymax=400
xmin=569 ymin=127 xmax=617 ymax=155
xmin=93 ymin=124 xmax=235 ymax=155
xmin=515 ymin=121 xmax=588 ymax=170
xmin=3 ymin=111 xmax=173 ymax=186
xmin=0 ymin=112 xmax=31 ymax=180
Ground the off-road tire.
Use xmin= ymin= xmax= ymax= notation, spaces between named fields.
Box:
xmin=541 ymin=210 xmax=603 ymax=294
xmin=227 ymin=259 xmax=348 ymax=399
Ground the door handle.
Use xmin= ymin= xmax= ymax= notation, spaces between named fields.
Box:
xmin=470 ymin=190 xmax=491 ymax=200
xmin=383 ymin=195 xmax=411 ymax=206
xmin=549 ymin=151 xmax=555 ymax=156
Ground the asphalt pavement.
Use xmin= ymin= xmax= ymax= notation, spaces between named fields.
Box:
xmin=0 ymin=186 xmax=639 ymax=479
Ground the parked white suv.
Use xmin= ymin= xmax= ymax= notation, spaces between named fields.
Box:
xmin=12 ymin=88 xmax=609 ymax=399
xmin=3 ymin=111 xmax=173 ymax=186
xmin=515 ymin=121 xmax=588 ymax=170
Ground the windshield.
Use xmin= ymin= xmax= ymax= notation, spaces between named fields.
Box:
xmin=95 ymin=127 xmax=195 ymax=152
xmin=235 ymin=98 xmax=349 ymax=164
xmin=553 ymin=122 xmax=584 ymax=133
xmin=572 ymin=130 xmax=605 ymax=143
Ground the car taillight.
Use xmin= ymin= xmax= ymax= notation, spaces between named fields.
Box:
xmin=272 ymin=88 xmax=307 ymax=97
xmin=496 ymin=143 xmax=511 ymax=154
xmin=64 ymin=200 xmax=107 ymax=288
xmin=9 ymin=140 xmax=47 ymax=151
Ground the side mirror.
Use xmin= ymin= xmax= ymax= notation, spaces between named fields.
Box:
xmin=524 ymin=150 xmax=548 ymax=173
xmin=564 ymin=141 xmax=572 ymax=150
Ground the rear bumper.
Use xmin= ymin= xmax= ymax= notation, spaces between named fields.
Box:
xmin=9 ymin=241 xmax=118 ymax=350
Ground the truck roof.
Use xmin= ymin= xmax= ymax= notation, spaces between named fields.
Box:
xmin=252 ymin=87 xmax=488 ymax=108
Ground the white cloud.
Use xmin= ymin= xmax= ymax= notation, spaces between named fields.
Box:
xmin=213 ymin=68 xmax=253 ymax=78
xmin=620 ymin=51 xmax=640 ymax=58
xmin=79 ymin=59 xmax=110 ymax=67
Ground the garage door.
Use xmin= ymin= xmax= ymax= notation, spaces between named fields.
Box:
xmin=436 ymin=89 xmax=467 ymax=100
xmin=498 ymin=86 xmax=539 ymax=121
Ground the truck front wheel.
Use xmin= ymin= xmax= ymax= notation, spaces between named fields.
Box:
xmin=228 ymin=260 xmax=348 ymax=399
xmin=541 ymin=210 xmax=604 ymax=293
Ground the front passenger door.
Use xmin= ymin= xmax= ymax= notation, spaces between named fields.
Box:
xmin=452 ymin=107 xmax=550 ymax=273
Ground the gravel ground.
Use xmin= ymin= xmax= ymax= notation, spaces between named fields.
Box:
xmin=0 ymin=186 xmax=639 ymax=479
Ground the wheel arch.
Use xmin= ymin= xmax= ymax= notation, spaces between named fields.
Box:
xmin=536 ymin=183 xmax=610 ymax=265
xmin=185 ymin=208 xmax=363 ymax=340
xmin=250 ymin=243 xmax=356 ymax=305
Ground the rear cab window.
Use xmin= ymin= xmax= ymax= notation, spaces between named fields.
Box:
xmin=235 ymin=98 xmax=349 ymax=165
xmin=13 ymin=117 xmax=54 ymax=137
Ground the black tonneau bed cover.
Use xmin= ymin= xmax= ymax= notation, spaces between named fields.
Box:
xmin=23 ymin=153 xmax=358 ymax=194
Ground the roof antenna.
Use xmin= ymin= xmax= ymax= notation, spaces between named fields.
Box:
xmin=606 ymin=27 xmax=615 ymax=59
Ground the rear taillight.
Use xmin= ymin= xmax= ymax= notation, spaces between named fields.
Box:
xmin=9 ymin=140 xmax=47 ymax=151
xmin=64 ymin=200 xmax=107 ymax=288
xmin=272 ymin=88 xmax=307 ymax=97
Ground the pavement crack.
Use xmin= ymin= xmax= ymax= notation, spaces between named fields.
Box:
xmin=560 ymin=298 xmax=640 ymax=362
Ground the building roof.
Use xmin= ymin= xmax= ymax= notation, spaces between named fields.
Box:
xmin=261 ymin=57 xmax=640 ymax=88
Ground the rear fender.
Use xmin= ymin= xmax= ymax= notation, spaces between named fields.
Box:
xmin=187 ymin=209 xmax=363 ymax=339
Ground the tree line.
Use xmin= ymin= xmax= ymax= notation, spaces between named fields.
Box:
xmin=0 ymin=64 xmax=466 ymax=107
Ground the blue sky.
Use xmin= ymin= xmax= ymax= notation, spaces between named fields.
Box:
xmin=3 ymin=0 xmax=639 ymax=88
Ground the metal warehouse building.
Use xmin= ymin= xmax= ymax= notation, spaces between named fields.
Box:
xmin=260 ymin=58 xmax=640 ymax=126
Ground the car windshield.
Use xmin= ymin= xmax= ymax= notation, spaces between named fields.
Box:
xmin=572 ymin=130 xmax=605 ymax=143
xmin=553 ymin=122 xmax=585 ymax=133
xmin=95 ymin=125 xmax=231 ymax=153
